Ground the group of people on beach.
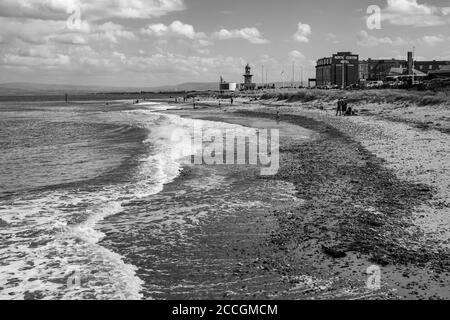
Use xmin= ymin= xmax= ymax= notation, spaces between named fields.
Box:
xmin=336 ymin=98 xmax=355 ymax=116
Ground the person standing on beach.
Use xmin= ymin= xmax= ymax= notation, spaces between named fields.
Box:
xmin=231 ymin=97 xmax=234 ymax=105
xmin=336 ymin=99 xmax=342 ymax=116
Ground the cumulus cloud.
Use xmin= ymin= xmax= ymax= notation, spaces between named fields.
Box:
xmin=0 ymin=0 xmax=185 ymax=20
xmin=69 ymin=49 xmax=245 ymax=80
xmin=326 ymin=33 xmax=340 ymax=44
xmin=141 ymin=21 xmax=206 ymax=40
xmin=420 ymin=35 xmax=446 ymax=46
xmin=288 ymin=50 xmax=306 ymax=60
xmin=93 ymin=22 xmax=137 ymax=43
xmin=127 ymin=52 xmax=245 ymax=75
xmin=213 ymin=28 xmax=269 ymax=44
xmin=0 ymin=16 xmax=136 ymax=46
xmin=49 ymin=34 xmax=88 ymax=45
xmin=3 ymin=45 xmax=71 ymax=67
xmin=170 ymin=21 xmax=204 ymax=39
xmin=0 ymin=1 xmax=183 ymax=46
xmin=292 ymin=22 xmax=311 ymax=43
xmin=356 ymin=30 xmax=407 ymax=47
xmin=1 ymin=38 xmax=245 ymax=82
xmin=0 ymin=17 xmax=74 ymax=44
xmin=380 ymin=0 xmax=450 ymax=27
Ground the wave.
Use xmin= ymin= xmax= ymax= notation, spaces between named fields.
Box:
xmin=0 ymin=102 xmax=192 ymax=300
xmin=0 ymin=101 xmax=261 ymax=300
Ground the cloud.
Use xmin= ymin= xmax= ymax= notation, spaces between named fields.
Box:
xmin=0 ymin=0 xmax=185 ymax=20
xmin=141 ymin=21 xmax=206 ymax=40
xmin=356 ymin=30 xmax=407 ymax=47
xmin=93 ymin=22 xmax=137 ymax=44
xmin=50 ymin=34 xmax=88 ymax=45
xmin=0 ymin=17 xmax=134 ymax=46
xmin=142 ymin=24 xmax=169 ymax=37
xmin=0 ymin=17 xmax=73 ymax=44
xmin=213 ymin=28 xmax=269 ymax=44
xmin=2 ymin=39 xmax=245 ymax=82
xmin=420 ymin=35 xmax=446 ymax=46
xmin=326 ymin=33 xmax=340 ymax=44
xmin=380 ymin=0 xmax=450 ymax=27
xmin=288 ymin=50 xmax=306 ymax=60
xmin=73 ymin=49 xmax=246 ymax=79
xmin=292 ymin=22 xmax=311 ymax=43
xmin=3 ymin=45 xmax=71 ymax=67
xmin=169 ymin=21 xmax=205 ymax=39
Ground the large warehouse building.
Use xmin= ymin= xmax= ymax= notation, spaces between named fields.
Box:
xmin=316 ymin=52 xmax=359 ymax=88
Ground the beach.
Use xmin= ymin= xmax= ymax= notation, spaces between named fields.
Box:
xmin=0 ymin=96 xmax=448 ymax=300
xmin=155 ymin=96 xmax=449 ymax=299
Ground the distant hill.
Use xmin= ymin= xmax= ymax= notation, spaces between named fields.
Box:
xmin=0 ymin=82 xmax=132 ymax=96
xmin=0 ymin=82 xmax=220 ymax=96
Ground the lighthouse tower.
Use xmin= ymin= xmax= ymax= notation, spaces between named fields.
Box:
xmin=241 ymin=63 xmax=256 ymax=90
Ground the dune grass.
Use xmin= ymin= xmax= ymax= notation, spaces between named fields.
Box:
xmin=257 ymin=89 xmax=450 ymax=107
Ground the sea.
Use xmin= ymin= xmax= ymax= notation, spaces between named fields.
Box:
xmin=0 ymin=98 xmax=285 ymax=300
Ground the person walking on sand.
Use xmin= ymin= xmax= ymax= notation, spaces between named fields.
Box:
xmin=230 ymin=97 xmax=234 ymax=106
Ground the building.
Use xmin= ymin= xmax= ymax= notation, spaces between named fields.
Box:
xmin=364 ymin=58 xmax=407 ymax=81
xmin=360 ymin=52 xmax=450 ymax=82
xmin=219 ymin=76 xmax=237 ymax=92
xmin=415 ymin=60 xmax=450 ymax=73
xmin=318 ymin=50 xmax=450 ymax=86
xmin=316 ymin=52 xmax=359 ymax=88
xmin=240 ymin=64 xmax=256 ymax=90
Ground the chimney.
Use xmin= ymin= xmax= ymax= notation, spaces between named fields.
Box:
xmin=407 ymin=51 xmax=413 ymax=75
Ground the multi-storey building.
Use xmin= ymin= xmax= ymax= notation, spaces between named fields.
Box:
xmin=316 ymin=52 xmax=359 ymax=88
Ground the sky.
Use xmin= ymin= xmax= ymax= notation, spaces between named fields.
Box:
xmin=0 ymin=0 xmax=449 ymax=87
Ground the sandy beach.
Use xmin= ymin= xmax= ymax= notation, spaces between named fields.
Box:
xmin=1 ymin=96 xmax=447 ymax=300
xmin=147 ymin=96 xmax=450 ymax=300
